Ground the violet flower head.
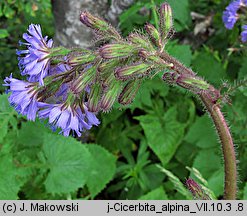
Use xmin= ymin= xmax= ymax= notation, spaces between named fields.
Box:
xmin=222 ymin=0 xmax=241 ymax=29
xmin=241 ymin=25 xmax=247 ymax=42
xmin=39 ymin=103 xmax=100 ymax=137
xmin=4 ymin=74 xmax=39 ymax=121
xmin=17 ymin=24 xmax=53 ymax=85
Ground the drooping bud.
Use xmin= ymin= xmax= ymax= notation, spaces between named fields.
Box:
xmin=159 ymin=3 xmax=173 ymax=40
xmin=98 ymin=59 xmax=121 ymax=74
xmin=88 ymin=83 xmax=102 ymax=112
xmin=100 ymin=81 xmax=122 ymax=111
xmin=80 ymin=11 xmax=109 ymax=31
xmin=162 ymin=72 xmax=178 ymax=85
xmin=178 ymin=76 xmax=210 ymax=91
xmin=99 ymin=43 xmax=137 ymax=59
xmin=162 ymin=72 xmax=210 ymax=93
xmin=68 ymin=53 xmax=96 ymax=66
xmin=49 ymin=47 xmax=71 ymax=57
xmin=98 ymin=60 xmax=123 ymax=88
xmin=144 ymin=23 xmax=161 ymax=47
xmin=118 ymin=79 xmax=142 ymax=105
xmin=186 ymin=179 xmax=210 ymax=200
xmin=128 ymin=33 xmax=154 ymax=50
xmin=71 ymin=66 xmax=97 ymax=94
xmin=80 ymin=11 xmax=121 ymax=40
xmin=115 ymin=63 xmax=153 ymax=81
xmin=138 ymin=49 xmax=168 ymax=66
xmin=37 ymin=78 xmax=64 ymax=101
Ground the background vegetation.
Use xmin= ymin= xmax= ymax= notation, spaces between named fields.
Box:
xmin=0 ymin=0 xmax=246 ymax=200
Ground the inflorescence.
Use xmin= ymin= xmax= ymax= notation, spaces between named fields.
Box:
xmin=4 ymin=4 xmax=176 ymax=137
xmin=223 ymin=0 xmax=247 ymax=42
xmin=4 ymin=2 xmax=243 ymax=137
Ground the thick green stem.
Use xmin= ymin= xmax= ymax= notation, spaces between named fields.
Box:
xmin=159 ymin=51 xmax=237 ymax=200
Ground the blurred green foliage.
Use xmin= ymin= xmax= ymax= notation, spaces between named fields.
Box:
xmin=0 ymin=0 xmax=246 ymax=200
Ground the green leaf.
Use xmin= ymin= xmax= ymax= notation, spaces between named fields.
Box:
xmin=192 ymin=148 xmax=222 ymax=179
xmin=138 ymin=186 xmax=168 ymax=200
xmin=135 ymin=107 xmax=184 ymax=165
xmin=184 ymin=115 xmax=218 ymax=148
xmin=239 ymin=58 xmax=247 ymax=80
xmin=18 ymin=121 xmax=51 ymax=147
xmin=0 ymin=29 xmax=9 ymax=38
xmin=166 ymin=0 xmax=191 ymax=31
xmin=43 ymin=134 xmax=91 ymax=195
xmin=0 ymin=94 xmax=17 ymax=142
xmin=166 ymin=41 xmax=192 ymax=67
xmin=157 ymin=165 xmax=192 ymax=199
xmin=86 ymin=144 xmax=116 ymax=198
xmin=192 ymin=50 xmax=226 ymax=86
xmin=207 ymin=168 xmax=224 ymax=197
xmin=131 ymin=77 xmax=169 ymax=110
xmin=243 ymin=182 xmax=247 ymax=200
xmin=0 ymin=155 xmax=29 ymax=199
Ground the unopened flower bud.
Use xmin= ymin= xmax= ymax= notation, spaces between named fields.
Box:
xmin=138 ymin=49 xmax=149 ymax=59
xmin=128 ymin=33 xmax=154 ymax=50
xmin=71 ymin=66 xmax=96 ymax=94
xmin=118 ymin=80 xmax=142 ymax=105
xmin=115 ymin=63 xmax=153 ymax=81
xmin=88 ymin=83 xmax=102 ymax=112
xmin=68 ymin=54 xmax=96 ymax=66
xmin=144 ymin=23 xmax=161 ymax=47
xmin=186 ymin=179 xmax=210 ymax=200
xmin=99 ymin=43 xmax=136 ymax=59
xmin=163 ymin=72 xmax=210 ymax=93
xmin=80 ymin=11 xmax=121 ymax=39
xmin=179 ymin=76 xmax=210 ymax=91
xmin=100 ymin=82 xmax=121 ymax=111
xmin=159 ymin=3 xmax=173 ymax=40
xmin=49 ymin=47 xmax=71 ymax=57
xmin=80 ymin=11 xmax=109 ymax=31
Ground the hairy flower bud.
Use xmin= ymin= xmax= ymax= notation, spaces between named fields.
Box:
xmin=80 ymin=11 xmax=109 ymax=31
xmin=99 ymin=44 xmax=137 ymax=59
xmin=159 ymin=3 xmax=173 ymax=40
xmin=128 ymin=33 xmax=154 ymax=50
xmin=88 ymin=83 xmax=102 ymax=112
xmin=186 ymin=179 xmax=210 ymax=200
xmin=144 ymin=23 xmax=161 ymax=47
xmin=71 ymin=66 xmax=97 ymax=94
xmin=80 ymin=11 xmax=121 ymax=40
xmin=138 ymin=49 xmax=167 ymax=65
xmin=115 ymin=63 xmax=153 ymax=81
xmin=118 ymin=80 xmax=142 ymax=105
xmin=100 ymin=81 xmax=122 ymax=111
xmin=68 ymin=53 xmax=96 ymax=66
xmin=163 ymin=72 xmax=210 ymax=93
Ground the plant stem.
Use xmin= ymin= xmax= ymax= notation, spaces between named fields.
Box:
xmin=200 ymin=94 xmax=237 ymax=200
xmin=158 ymin=51 xmax=237 ymax=200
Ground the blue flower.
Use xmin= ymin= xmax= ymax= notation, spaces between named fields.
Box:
xmin=241 ymin=25 xmax=247 ymax=42
xmin=17 ymin=24 xmax=53 ymax=85
xmin=222 ymin=0 xmax=241 ymax=29
xmin=4 ymin=75 xmax=40 ymax=121
xmin=38 ymin=103 xmax=100 ymax=136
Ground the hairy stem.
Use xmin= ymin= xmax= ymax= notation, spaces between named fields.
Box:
xmin=159 ymin=51 xmax=237 ymax=200
xmin=200 ymin=94 xmax=237 ymax=200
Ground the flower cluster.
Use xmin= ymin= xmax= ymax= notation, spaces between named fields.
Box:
xmin=222 ymin=0 xmax=247 ymax=42
xmin=5 ymin=3 xmax=175 ymax=137
xmin=4 ymin=24 xmax=100 ymax=137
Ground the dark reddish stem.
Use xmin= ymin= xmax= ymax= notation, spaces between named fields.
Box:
xmin=159 ymin=51 xmax=237 ymax=200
